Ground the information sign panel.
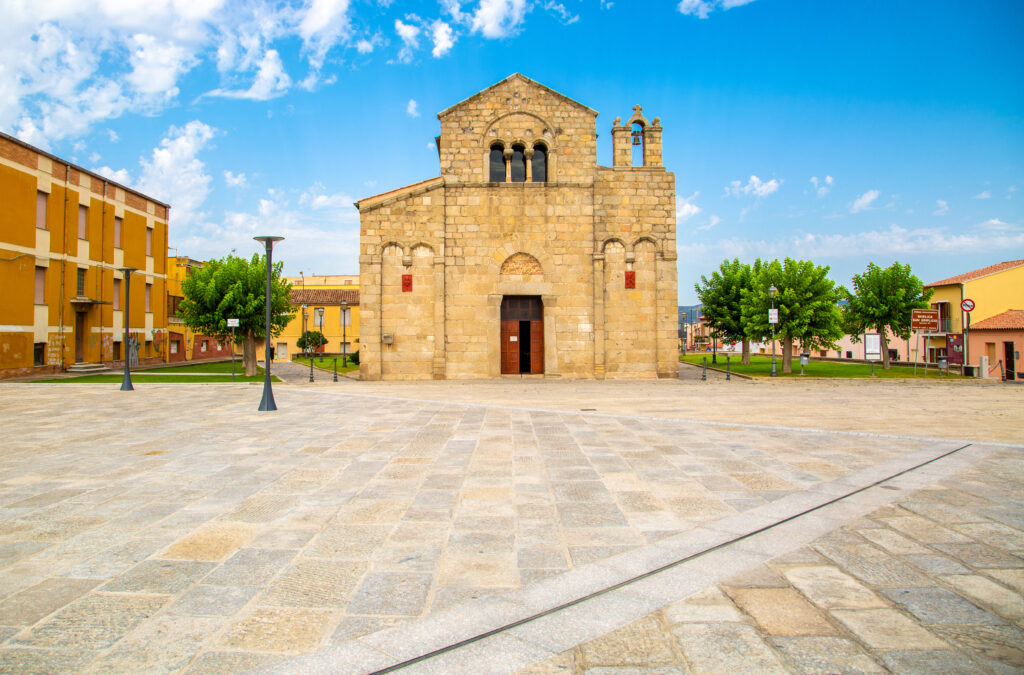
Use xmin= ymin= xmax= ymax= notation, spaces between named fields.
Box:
xmin=865 ymin=333 xmax=881 ymax=361
xmin=947 ymin=334 xmax=964 ymax=365
xmin=226 ymin=318 xmax=239 ymax=327
xmin=911 ymin=309 xmax=939 ymax=331
xmin=768 ymin=308 xmax=779 ymax=324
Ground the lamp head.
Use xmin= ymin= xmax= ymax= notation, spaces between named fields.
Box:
xmin=768 ymin=284 xmax=777 ymax=300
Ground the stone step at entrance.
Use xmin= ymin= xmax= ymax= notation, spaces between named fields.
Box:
xmin=67 ymin=362 xmax=110 ymax=374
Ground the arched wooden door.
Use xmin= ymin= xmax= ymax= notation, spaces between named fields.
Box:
xmin=500 ymin=296 xmax=543 ymax=374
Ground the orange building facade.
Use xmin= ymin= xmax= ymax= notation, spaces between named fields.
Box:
xmin=0 ymin=132 xmax=169 ymax=378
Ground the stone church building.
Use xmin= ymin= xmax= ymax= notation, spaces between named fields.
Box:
xmin=357 ymin=74 xmax=678 ymax=380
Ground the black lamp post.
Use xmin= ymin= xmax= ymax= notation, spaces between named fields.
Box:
xmin=117 ymin=267 xmax=138 ymax=391
xmin=769 ymin=284 xmax=778 ymax=378
xmin=340 ymin=300 xmax=349 ymax=368
xmin=254 ymin=236 xmax=283 ymax=411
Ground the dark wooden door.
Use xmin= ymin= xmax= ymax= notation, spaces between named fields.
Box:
xmin=501 ymin=320 xmax=519 ymax=374
xmin=530 ymin=320 xmax=544 ymax=374
xmin=501 ymin=296 xmax=543 ymax=375
xmin=75 ymin=313 xmax=85 ymax=362
xmin=1006 ymin=342 xmax=1016 ymax=381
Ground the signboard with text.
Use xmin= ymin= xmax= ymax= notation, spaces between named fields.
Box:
xmin=947 ymin=334 xmax=964 ymax=365
xmin=227 ymin=318 xmax=239 ymax=327
xmin=865 ymin=333 xmax=881 ymax=361
xmin=768 ymin=308 xmax=779 ymax=324
xmin=911 ymin=309 xmax=939 ymax=331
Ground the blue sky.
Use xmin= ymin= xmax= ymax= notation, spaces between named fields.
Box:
xmin=3 ymin=0 xmax=1021 ymax=304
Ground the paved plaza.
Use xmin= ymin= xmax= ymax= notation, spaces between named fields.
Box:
xmin=0 ymin=372 xmax=1021 ymax=673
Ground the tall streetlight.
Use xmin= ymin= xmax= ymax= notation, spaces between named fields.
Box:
xmin=254 ymin=236 xmax=283 ymax=411
xmin=116 ymin=267 xmax=138 ymax=391
xmin=768 ymin=284 xmax=778 ymax=378
xmin=340 ymin=300 xmax=349 ymax=368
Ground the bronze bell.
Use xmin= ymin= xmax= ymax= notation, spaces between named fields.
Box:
xmin=631 ymin=130 xmax=642 ymax=146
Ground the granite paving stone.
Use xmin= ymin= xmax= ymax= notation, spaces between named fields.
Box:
xmin=0 ymin=381 xmax=1020 ymax=673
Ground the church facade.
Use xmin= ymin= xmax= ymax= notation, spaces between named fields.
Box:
xmin=357 ymin=74 xmax=678 ymax=380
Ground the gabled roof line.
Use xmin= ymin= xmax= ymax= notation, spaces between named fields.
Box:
xmin=925 ymin=259 xmax=1024 ymax=287
xmin=437 ymin=73 xmax=598 ymax=119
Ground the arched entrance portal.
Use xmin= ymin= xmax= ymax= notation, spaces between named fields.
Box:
xmin=500 ymin=296 xmax=544 ymax=374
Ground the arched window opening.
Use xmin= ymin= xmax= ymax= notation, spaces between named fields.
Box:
xmin=489 ymin=144 xmax=505 ymax=182
xmin=631 ymin=123 xmax=644 ymax=167
xmin=510 ymin=144 xmax=527 ymax=182
xmin=531 ymin=143 xmax=547 ymax=182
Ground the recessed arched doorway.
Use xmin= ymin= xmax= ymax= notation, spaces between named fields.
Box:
xmin=500 ymin=295 xmax=543 ymax=374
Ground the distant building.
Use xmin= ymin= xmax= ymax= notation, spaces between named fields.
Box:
xmin=166 ymin=256 xmax=234 ymax=362
xmin=278 ymin=274 xmax=360 ymax=362
xmin=357 ymin=74 xmax=679 ymax=380
xmin=0 ymin=132 xmax=169 ymax=378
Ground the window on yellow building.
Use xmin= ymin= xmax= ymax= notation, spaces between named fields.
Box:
xmin=113 ymin=278 xmax=121 ymax=310
xmin=76 ymin=268 xmax=86 ymax=296
xmin=145 ymin=283 xmax=152 ymax=312
xmin=78 ymin=205 xmax=87 ymax=239
xmin=35 ymin=267 xmax=46 ymax=304
xmin=146 ymin=228 xmax=152 ymax=256
xmin=114 ymin=217 xmax=122 ymax=248
xmin=36 ymin=192 xmax=48 ymax=229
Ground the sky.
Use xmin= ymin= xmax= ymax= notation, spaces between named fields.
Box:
xmin=3 ymin=0 xmax=1022 ymax=305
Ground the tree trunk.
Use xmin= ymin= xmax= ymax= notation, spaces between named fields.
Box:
xmin=243 ymin=334 xmax=257 ymax=376
xmin=881 ymin=330 xmax=891 ymax=369
xmin=782 ymin=337 xmax=793 ymax=374
xmin=741 ymin=338 xmax=750 ymax=365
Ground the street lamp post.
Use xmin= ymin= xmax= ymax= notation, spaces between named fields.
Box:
xmin=117 ymin=267 xmax=138 ymax=391
xmin=254 ymin=236 xmax=283 ymax=411
xmin=340 ymin=300 xmax=349 ymax=369
xmin=768 ymin=284 xmax=778 ymax=378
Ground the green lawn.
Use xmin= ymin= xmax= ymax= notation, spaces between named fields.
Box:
xmin=137 ymin=360 xmax=255 ymax=374
xmin=291 ymin=356 xmax=359 ymax=375
xmin=33 ymin=373 xmax=279 ymax=383
xmin=680 ymin=353 xmax=966 ymax=379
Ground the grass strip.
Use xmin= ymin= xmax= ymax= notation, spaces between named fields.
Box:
xmin=680 ymin=354 xmax=966 ymax=379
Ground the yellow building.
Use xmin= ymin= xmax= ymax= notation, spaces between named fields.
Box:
xmin=277 ymin=274 xmax=360 ymax=362
xmin=0 ymin=132 xmax=169 ymax=378
xmin=166 ymin=256 xmax=235 ymax=362
xmin=923 ymin=259 xmax=1024 ymax=366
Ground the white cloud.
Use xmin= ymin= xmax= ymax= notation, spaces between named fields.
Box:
xmin=394 ymin=19 xmax=421 ymax=63
xmin=299 ymin=181 xmax=355 ymax=210
xmin=430 ymin=20 xmax=455 ymax=57
xmin=726 ymin=175 xmax=781 ymax=198
xmin=107 ymin=129 xmax=120 ymax=143
xmin=933 ymin=199 xmax=948 ymax=216
xmin=427 ymin=141 xmax=436 ymax=150
xmin=543 ymin=2 xmax=579 ymax=24
xmin=136 ymin=121 xmax=217 ymax=229
xmin=126 ymin=34 xmax=197 ymax=106
xmin=678 ymin=0 xmax=756 ymax=19
xmin=973 ymin=190 xmax=991 ymax=199
xmin=298 ymin=0 xmax=351 ymax=70
xmin=442 ymin=0 xmax=468 ymax=22
xmin=356 ymin=39 xmax=375 ymax=53
xmin=697 ymin=215 xmax=721 ymax=231
xmin=406 ymin=99 xmax=420 ymax=117
xmin=678 ymin=220 xmax=1024 ymax=264
xmin=471 ymin=0 xmax=528 ymax=38
xmin=810 ymin=175 xmax=833 ymax=198
xmin=850 ymin=189 xmax=880 ymax=213
xmin=92 ymin=165 xmax=133 ymax=185
xmin=224 ymin=170 xmax=247 ymax=187
xmin=676 ymin=192 xmax=701 ymax=222
xmin=206 ymin=49 xmax=291 ymax=100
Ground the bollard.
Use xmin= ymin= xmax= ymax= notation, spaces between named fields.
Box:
xmin=309 ymin=357 xmax=314 ymax=383
xmin=702 ymin=356 xmax=707 ymax=381
xmin=333 ymin=358 xmax=338 ymax=382
xmin=726 ymin=356 xmax=731 ymax=381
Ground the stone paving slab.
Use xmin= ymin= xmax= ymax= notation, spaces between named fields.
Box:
xmin=0 ymin=381 xmax=1019 ymax=674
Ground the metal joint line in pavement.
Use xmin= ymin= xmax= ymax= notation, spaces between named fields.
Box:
xmin=370 ymin=442 xmax=974 ymax=674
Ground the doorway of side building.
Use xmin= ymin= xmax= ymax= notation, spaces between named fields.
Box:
xmin=75 ymin=312 xmax=86 ymax=363
xmin=500 ymin=295 xmax=543 ymax=375
xmin=1005 ymin=341 xmax=1016 ymax=381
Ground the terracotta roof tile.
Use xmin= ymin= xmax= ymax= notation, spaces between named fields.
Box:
xmin=970 ymin=309 xmax=1024 ymax=330
xmin=289 ymin=288 xmax=359 ymax=305
xmin=925 ymin=259 xmax=1024 ymax=287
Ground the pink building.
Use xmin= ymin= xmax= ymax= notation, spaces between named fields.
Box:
xmin=968 ymin=310 xmax=1023 ymax=381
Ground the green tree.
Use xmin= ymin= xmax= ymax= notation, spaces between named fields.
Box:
xmin=842 ymin=262 xmax=933 ymax=369
xmin=742 ymin=258 xmax=844 ymax=373
xmin=297 ymin=330 xmax=327 ymax=352
xmin=695 ymin=258 xmax=753 ymax=364
xmin=178 ymin=254 xmax=292 ymax=375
